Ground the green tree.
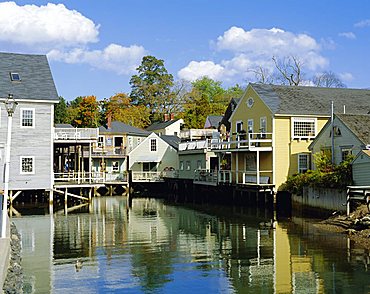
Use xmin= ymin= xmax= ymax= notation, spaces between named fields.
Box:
xmin=129 ymin=55 xmax=174 ymax=122
xmin=54 ymin=96 xmax=68 ymax=124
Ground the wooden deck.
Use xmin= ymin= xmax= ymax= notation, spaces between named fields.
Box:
xmin=346 ymin=186 xmax=370 ymax=215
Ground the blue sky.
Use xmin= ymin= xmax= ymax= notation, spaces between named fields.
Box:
xmin=2 ymin=0 xmax=370 ymax=100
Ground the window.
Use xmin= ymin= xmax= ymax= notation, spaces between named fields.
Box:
xmin=292 ymin=117 xmax=316 ymax=139
xmin=186 ymin=161 xmax=191 ymax=171
xmin=298 ymin=154 xmax=310 ymax=173
xmin=98 ymin=136 xmax=105 ymax=148
xmin=236 ymin=121 xmax=243 ymax=133
xmin=112 ymin=161 xmax=119 ymax=172
xmin=341 ymin=147 xmax=352 ymax=162
xmin=128 ymin=137 xmax=133 ymax=150
xmin=20 ymin=156 xmax=34 ymax=174
xmin=180 ymin=161 xmax=184 ymax=171
xmin=150 ymin=138 xmax=157 ymax=152
xmin=260 ymin=117 xmax=266 ymax=133
xmin=10 ymin=72 xmax=21 ymax=81
xmin=197 ymin=160 xmax=202 ymax=170
xmin=21 ymin=108 xmax=34 ymax=128
xmin=248 ymin=119 xmax=254 ymax=133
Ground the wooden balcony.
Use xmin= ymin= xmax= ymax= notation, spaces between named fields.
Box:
xmin=54 ymin=171 xmax=128 ymax=186
xmin=132 ymin=171 xmax=163 ymax=182
xmin=91 ymin=146 xmax=127 ymax=157
xmin=211 ymin=132 xmax=273 ymax=152
xmin=54 ymin=127 xmax=99 ymax=142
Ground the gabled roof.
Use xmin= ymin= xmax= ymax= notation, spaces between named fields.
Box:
xmin=146 ymin=119 xmax=182 ymax=131
xmin=160 ymin=135 xmax=180 ymax=150
xmin=250 ymin=83 xmax=370 ymax=116
xmin=99 ymin=121 xmax=149 ymax=136
xmin=0 ymin=52 xmax=58 ymax=101
xmin=336 ymin=113 xmax=370 ymax=145
xmin=220 ymin=97 xmax=240 ymax=131
xmin=205 ymin=115 xmax=223 ymax=129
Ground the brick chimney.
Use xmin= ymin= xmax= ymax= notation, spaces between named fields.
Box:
xmin=164 ymin=114 xmax=169 ymax=121
xmin=107 ymin=113 xmax=112 ymax=129
xmin=170 ymin=113 xmax=174 ymax=120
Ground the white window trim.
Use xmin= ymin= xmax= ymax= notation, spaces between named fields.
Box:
xmin=291 ymin=117 xmax=317 ymax=140
xmin=20 ymin=156 xmax=35 ymax=175
xmin=180 ymin=161 xmax=184 ymax=171
xmin=248 ymin=119 xmax=254 ymax=133
xmin=298 ymin=153 xmax=310 ymax=173
xmin=186 ymin=161 xmax=191 ymax=171
xmin=235 ymin=120 xmax=243 ymax=133
xmin=150 ymin=138 xmax=157 ymax=152
xmin=20 ymin=108 xmax=35 ymax=128
xmin=98 ymin=135 xmax=105 ymax=148
xmin=260 ymin=117 xmax=267 ymax=133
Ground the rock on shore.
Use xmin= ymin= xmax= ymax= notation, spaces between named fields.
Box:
xmin=3 ymin=222 xmax=23 ymax=294
xmin=315 ymin=204 xmax=370 ymax=249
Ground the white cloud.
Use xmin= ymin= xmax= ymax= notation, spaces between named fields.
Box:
xmin=179 ymin=26 xmax=328 ymax=82
xmin=48 ymin=44 xmax=147 ymax=75
xmin=338 ymin=32 xmax=356 ymax=39
xmin=0 ymin=2 xmax=99 ymax=48
xmin=339 ymin=72 xmax=354 ymax=82
xmin=178 ymin=61 xmax=225 ymax=81
xmin=354 ymin=19 xmax=370 ymax=28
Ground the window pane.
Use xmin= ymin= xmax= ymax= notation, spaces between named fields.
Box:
xmin=298 ymin=154 xmax=309 ymax=173
xmin=22 ymin=157 xmax=33 ymax=173
xmin=22 ymin=109 xmax=33 ymax=127
xmin=150 ymin=139 xmax=157 ymax=151
xmin=293 ymin=118 xmax=315 ymax=138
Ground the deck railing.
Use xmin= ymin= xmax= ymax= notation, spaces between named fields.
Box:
xmin=54 ymin=171 xmax=128 ymax=184
xmin=211 ymin=132 xmax=273 ymax=150
xmin=132 ymin=171 xmax=163 ymax=182
xmin=54 ymin=127 xmax=99 ymax=141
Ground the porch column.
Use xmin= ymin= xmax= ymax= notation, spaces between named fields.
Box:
xmin=89 ymin=142 xmax=92 ymax=184
xmin=256 ymin=150 xmax=260 ymax=185
xmin=236 ymin=153 xmax=239 ymax=184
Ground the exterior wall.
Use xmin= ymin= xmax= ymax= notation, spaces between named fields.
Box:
xmin=129 ymin=133 xmax=178 ymax=172
xmin=0 ymin=102 xmax=54 ymax=190
xmin=352 ymin=153 xmax=370 ymax=186
xmin=274 ymin=116 xmax=328 ymax=190
xmin=310 ymin=117 xmax=364 ymax=167
xmin=178 ymin=151 xmax=215 ymax=180
xmin=292 ymin=187 xmax=347 ymax=212
xmin=230 ymin=86 xmax=272 ymax=138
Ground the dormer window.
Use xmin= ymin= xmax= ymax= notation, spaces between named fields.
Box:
xmin=10 ymin=72 xmax=21 ymax=81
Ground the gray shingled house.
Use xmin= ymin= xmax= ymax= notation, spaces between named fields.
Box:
xmin=0 ymin=52 xmax=59 ymax=197
xmin=309 ymin=113 xmax=370 ymax=166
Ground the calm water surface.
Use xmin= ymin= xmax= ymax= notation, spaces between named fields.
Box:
xmin=12 ymin=196 xmax=370 ymax=293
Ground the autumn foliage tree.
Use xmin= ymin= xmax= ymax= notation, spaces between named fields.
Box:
xmin=74 ymin=95 xmax=100 ymax=128
xmin=102 ymin=93 xmax=150 ymax=128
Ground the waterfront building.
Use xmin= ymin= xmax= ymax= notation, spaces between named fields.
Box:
xmin=146 ymin=117 xmax=184 ymax=136
xmin=128 ymin=132 xmax=180 ymax=182
xmin=91 ymin=120 xmax=149 ymax=180
xmin=0 ymin=52 xmax=58 ymax=199
xmin=309 ymin=113 xmax=370 ymax=166
xmin=213 ymin=83 xmax=370 ymax=192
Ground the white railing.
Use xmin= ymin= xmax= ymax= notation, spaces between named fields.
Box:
xmin=180 ymin=129 xmax=217 ymax=140
xmin=218 ymin=170 xmax=232 ymax=184
xmin=54 ymin=171 xmax=128 ymax=184
xmin=161 ymin=170 xmax=179 ymax=178
xmin=194 ymin=169 xmax=218 ymax=184
xmin=211 ymin=132 xmax=273 ymax=150
xmin=91 ymin=146 xmax=127 ymax=156
xmin=179 ymin=139 xmax=212 ymax=151
xmin=54 ymin=127 xmax=99 ymax=141
xmin=132 ymin=171 xmax=163 ymax=182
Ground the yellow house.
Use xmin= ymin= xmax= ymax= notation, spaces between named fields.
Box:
xmin=217 ymin=83 xmax=370 ymax=191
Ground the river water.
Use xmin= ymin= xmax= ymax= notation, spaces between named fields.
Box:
xmin=11 ymin=196 xmax=370 ymax=293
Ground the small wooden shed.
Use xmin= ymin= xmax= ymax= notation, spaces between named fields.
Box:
xmin=352 ymin=150 xmax=370 ymax=186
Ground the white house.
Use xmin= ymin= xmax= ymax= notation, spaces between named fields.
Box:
xmin=146 ymin=119 xmax=184 ymax=136
xmin=128 ymin=133 xmax=179 ymax=180
xmin=0 ymin=52 xmax=59 ymax=196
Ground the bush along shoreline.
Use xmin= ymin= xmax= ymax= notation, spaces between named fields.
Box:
xmin=3 ymin=222 xmax=23 ymax=294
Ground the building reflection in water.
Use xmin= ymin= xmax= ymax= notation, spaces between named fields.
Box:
xmin=13 ymin=197 xmax=370 ymax=293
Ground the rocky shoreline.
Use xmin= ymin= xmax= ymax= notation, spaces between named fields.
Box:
xmin=3 ymin=223 xmax=23 ymax=294
xmin=315 ymin=204 xmax=370 ymax=249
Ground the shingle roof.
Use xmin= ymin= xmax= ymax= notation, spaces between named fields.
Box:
xmin=205 ymin=115 xmax=223 ymax=128
xmin=0 ymin=52 xmax=58 ymax=101
xmin=100 ymin=121 xmax=149 ymax=136
xmin=146 ymin=119 xmax=181 ymax=131
xmin=160 ymin=135 xmax=180 ymax=150
xmin=251 ymin=83 xmax=370 ymax=115
xmin=336 ymin=113 xmax=370 ymax=145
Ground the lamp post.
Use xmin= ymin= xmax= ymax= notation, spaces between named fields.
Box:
xmin=1 ymin=94 xmax=17 ymax=238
